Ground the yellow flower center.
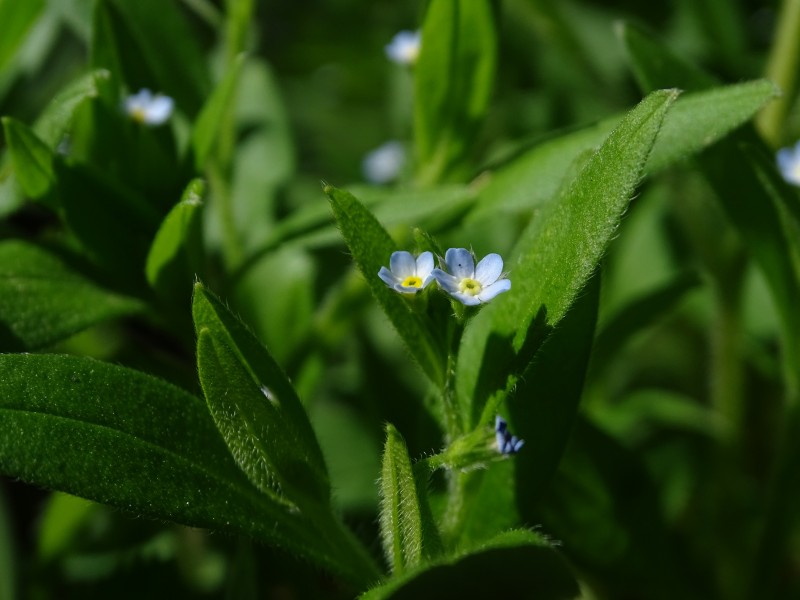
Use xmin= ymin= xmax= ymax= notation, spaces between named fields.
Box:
xmin=131 ymin=108 xmax=147 ymax=123
xmin=401 ymin=275 xmax=423 ymax=288
xmin=459 ymin=278 xmax=482 ymax=296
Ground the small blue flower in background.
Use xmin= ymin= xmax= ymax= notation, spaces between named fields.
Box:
xmin=432 ymin=248 xmax=511 ymax=306
xmin=362 ymin=140 xmax=405 ymax=184
xmin=385 ymin=30 xmax=421 ymax=66
xmin=495 ymin=416 xmax=524 ymax=455
xmin=124 ymin=89 xmax=174 ymax=126
xmin=378 ymin=251 xmax=435 ymax=294
xmin=777 ymin=141 xmax=800 ymax=186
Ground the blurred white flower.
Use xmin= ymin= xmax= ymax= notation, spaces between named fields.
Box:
xmin=432 ymin=248 xmax=511 ymax=306
xmin=124 ymin=89 xmax=174 ymax=126
xmin=362 ymin=140 xmax=405 ymax=184
xmin=378 ymin=251 xmax=435 ymax=294
xmin=777 ymin=141 xmax=800 ymax=186
xmin=385 ymin=30 xmax=421 ymax=66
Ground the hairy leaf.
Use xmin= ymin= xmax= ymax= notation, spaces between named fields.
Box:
xmin=457 ymin=90 xmax=677 ymax=428
xmin=415 ymin=0 xmax=496 ymax=184
xmin=0 ymin=240 xmax=144 ymax=351
xmin=361 ymin=530 xmax=578 ymax=600
xmin=193 ymin=283 xmax=330 ymax=507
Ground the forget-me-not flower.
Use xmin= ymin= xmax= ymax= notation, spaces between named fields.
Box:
xmin=362 ymin=140 xmax=406 ymax=184
xmin=385 ymin=30 xmax=421 ymax=65
xmin=378 ymin=251 xmax=435 ymax=294
xmin=777 ymin=141 xmax=800 ymax=186
xmin=432 ymin=248 xmax=511 ymax=306
xmin=495 ymin=416 xmax=524 ymax=455
xmin=124 ymin=89 xmax=174 ymax=126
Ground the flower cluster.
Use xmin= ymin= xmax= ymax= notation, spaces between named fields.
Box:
xmin=124 ymin=89 xmax=174 ymax=126
xmin=495 ymin=416 xmax=524 ymax=455
xmin=378 ymin=248 xmax=511 ymax=305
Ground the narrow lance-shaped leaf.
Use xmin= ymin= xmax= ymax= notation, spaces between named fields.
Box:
xmin=0 ymin=354 xmax=334 ymax=568
xmin=325 ymin=185 xmax=445 ymax=385
xmin=192 ymin=282 xmax=330 ymax=507
xmin=2 ymin=117 xmax=55 ymax=201
xmin=0 ymin=240 xmax=144 ymax=351
xmin=457 ymin=89 xmax=678 ymax=428
xmin=361 ymin=529 xmax=579 ymax=600
xmin=0 ymin=0 xmax=45 ymax=73
xmin=379 ymin=424 xmax=429 ymax=574
xmin=146 ymin=178 xmax=205 ymax=298
xmin=415 ymin=0 xmax=497 ymax=184
xmin=469 ymin=79 xmax=777 ymax=222
xmin=192 ymin=54 xmax=246 ymax=170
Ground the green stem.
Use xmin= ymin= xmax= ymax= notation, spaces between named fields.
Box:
xmin=208 ymin=162 xmax=243 ymax=272
xmin=756 ymin=0 xmax=800 ymax=147
xmin=441 ymin=314 xmax=465 ymax=440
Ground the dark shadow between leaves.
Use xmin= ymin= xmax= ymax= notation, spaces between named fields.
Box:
xmin=470 ymin=305 xmax=552 ymax=428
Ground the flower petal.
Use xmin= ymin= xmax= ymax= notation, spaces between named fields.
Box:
xmin=777 ymin=147 xmax=796 ymax=173
xmin=451 ymin=293 xmax=481 ymax=306
xmin=145 ymin=95 xmax=174 ymax=125
xmin=416 ymin=251 xmax=434 ymax=279
xmin=477 ymin=278 xmax=511 ymax=303
xmin=431 ymin=268 xmax=460 ymax=293
xmin=390 ymin=251 xmax=416 ymax=277
xmin=445 ymin=248 xmax=474 ymax=279
xmin=395 ymin=283 xmax=422 ymax=294
xmin=474 ymin=253 xmax=504 ymax=285
xmin=378 ymin=266 xmax=400 ymax=288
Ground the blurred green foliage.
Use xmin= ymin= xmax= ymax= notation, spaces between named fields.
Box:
xmin=1 ymin=0 xmax=800 ymax=598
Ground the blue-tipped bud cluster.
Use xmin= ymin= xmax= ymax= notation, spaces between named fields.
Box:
xmin=495 ymin=416 xmax=525 ymax=455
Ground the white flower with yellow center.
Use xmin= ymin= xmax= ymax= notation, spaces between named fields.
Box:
xmin=777 ymin=141 xmax=800 ymax=186
xmin=432 ymin=248 xmax=511 ymax=306
xmin=124 ymin=89 xmax=174 ymax=126
xmin=378 ymin=251 xmax=434 ymax=294
xmin=385 ymin=30 xmax=421 ymax=66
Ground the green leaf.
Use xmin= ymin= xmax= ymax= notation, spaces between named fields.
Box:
xmin=646 ymin=79 xmax=780 ymax=174
xmin=145 ymin=178 xmax=205 ymax=299
xmin=56 ymin=161 xmax=160 ymax=282
xmin=457 ymin=89 xmax=678 ymax=428
xmin=192 ymin=54 xmax=245 ymax=170
xmin=192 ymin=282 xmax=330 ymax=507
xmin=0 ymin=70 xmax=109 ymax=217
xmin=467 ymin=121 xmax=617 ymax=223
xmin=509 ymin=272 xmax=600 ymax=501
xmin=590 ymin=271 xmax=701 ymax=376
xmin=1 ymin=117 xmax=55 ymax=200
xmin=0 ymin=353 xmax=340 ymax=574
xmin=37 ymin=493 xmax=97 ymax=563
xmin=0 ymin=0 xmax=46 ymax=73
xmin=379 ymin=424 xmax=433 ymax=574
xmin=415 ymin=0 xmax=497 ymax=184
xmin=361 ymin=530 xmax=578 ymax=600
xmin=532 ymin=418 xmax=706 ymax=599
xmin=33 ymin=69 xmax=109 ymax=146
xmin=617 ymin=21 xmax=716 ymax=92
xmin=621 ymin=22 xmax=800 ymax=393
xmin=325 ymin=185 xmax=445 ymax=386
xmin=0 ymin=240 xmax=145 ymax=351
xmin=91 ymin=0 xmax=209 ymax=115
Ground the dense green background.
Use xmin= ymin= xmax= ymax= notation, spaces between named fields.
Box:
xmin=1 ymin=0 xmax=800 ymax=598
